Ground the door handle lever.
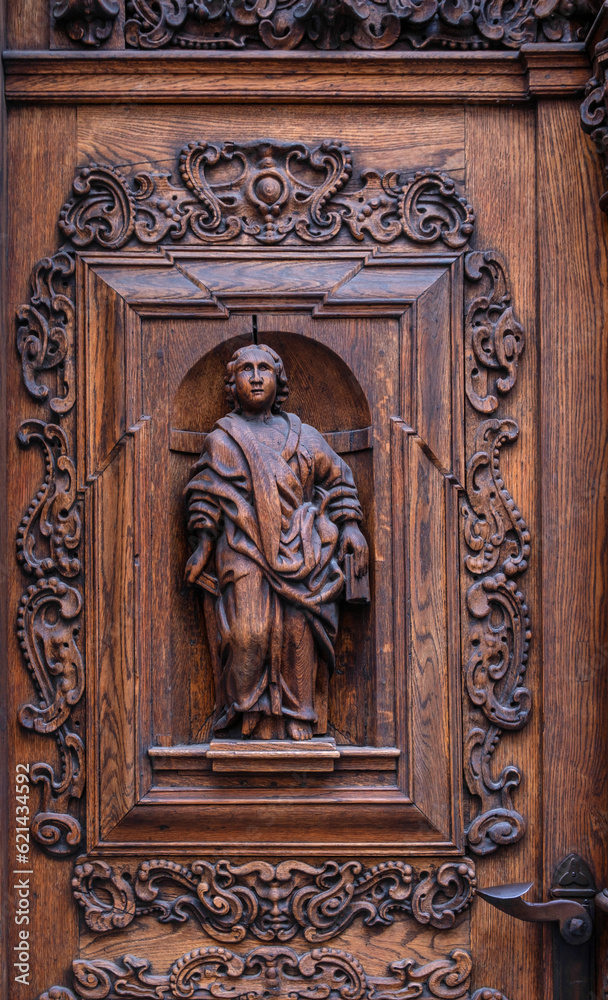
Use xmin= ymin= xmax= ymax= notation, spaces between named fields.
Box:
xmin=595 ymin=889 xmax=608 ymax=914
xmin=477 ymin=881 xmax=593 ymax=945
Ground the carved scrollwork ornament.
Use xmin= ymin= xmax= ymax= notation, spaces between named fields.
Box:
xmin=52 ymin=0 xmax=120 ymax=45
xmin=71 ymin=857 xmax=476 ymax=938
xmin=15 ymin=420 xmax=85 ymax=855
xmin=462 ymin=247 xmax=531 ymax=857
xmin=123 ymin=0 xmax=597 ymax=50
xmin=464 ymin=251 xmax=525 ymax=415
xmin=17 ymin=251 xmax=76 ymax=414
xmin=58 ymin=141 xmax=475 ymax=250
xmin=38 ymin=946 xmax=510 ymax=1000
xmin=581 ymin=69 xmax=608 ymax=213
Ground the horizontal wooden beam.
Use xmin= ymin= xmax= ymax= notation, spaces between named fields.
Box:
xmin=2 ymin=45 xmax=590 ymax=104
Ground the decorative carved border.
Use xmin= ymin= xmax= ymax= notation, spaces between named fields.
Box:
xmin=57 ymin=141 xmax=474 ymax=250
xmin=49 ymin=0 xmax=596 ymax=51
xmin=462 ymin=251 xmax=531 ymax=855
xmin=39 ymin=945 xmax=509 ymax=1000
xmin=71 ymin=857 xmax=476 ymax=938
xmin=15 ymin=413 xmax=84 ymax=855
xmin=16 ymin=140 xmax=530 ymax=861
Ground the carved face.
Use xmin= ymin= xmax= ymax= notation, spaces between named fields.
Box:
xmin=233 ymin=348 xmax=278 ymax=413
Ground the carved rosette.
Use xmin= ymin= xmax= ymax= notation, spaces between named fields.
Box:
xmin=57 ymin=142 xmax=475 ymax=250
xmin=38 ymin=946 xmax=509 ymax=1000
xmin=462 ymin=251 xmax=530 ymax=855
xmin=16 ymin=261 xmax=84 ymax=856
xmin=123 ymin=0 xmax=596 ymax=51
xmin=71 ymin=857 xmax=476 ymax=937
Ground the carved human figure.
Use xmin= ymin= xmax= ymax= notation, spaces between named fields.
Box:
xmin=184 ymin=344 xmax=369 ymax=741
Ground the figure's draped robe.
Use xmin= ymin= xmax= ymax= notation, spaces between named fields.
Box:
xmin=185 ymin=411 xmax=363 ymax=736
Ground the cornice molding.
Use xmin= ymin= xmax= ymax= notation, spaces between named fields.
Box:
xmin=2 ymin=45 xmax=590 ymax=103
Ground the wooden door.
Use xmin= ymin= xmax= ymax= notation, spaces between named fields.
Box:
xmin=2 ymin=7 xmax=608 ymax=1000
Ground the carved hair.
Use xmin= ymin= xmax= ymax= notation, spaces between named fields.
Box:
xmin=224 ymin=344 xmax=289 ymax=413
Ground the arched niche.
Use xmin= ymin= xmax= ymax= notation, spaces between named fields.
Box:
xmin=171 ymin=331 xmax=372 ymax=436
xmin=170 ymin=329 xmax=374 ymax=748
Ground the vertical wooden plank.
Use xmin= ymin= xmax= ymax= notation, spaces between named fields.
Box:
xmin=6 ymin=0 xmax=49 ymax=48
xmin=465 ymin=104 xmax=541 ymax=999
xmin=537 ymin=99 xmax=608 ymax=1000
xmin=95 ymin=429 xmax=140 ymax=838
xmin=0 ymin=4 xmax=8 ymax=995
xmin=415 ymin=268 xmax=453 ymax=474
xmin=5 ymin=106 xmax=79 ymax=999
xmin=407 ymin=437 xmax=452 ymax=835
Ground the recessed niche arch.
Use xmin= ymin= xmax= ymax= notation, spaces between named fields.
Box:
xmin=171 ymin=330 xmax=372 ymax=436
xmin=170 ymin=328 xmax=375 ymax=750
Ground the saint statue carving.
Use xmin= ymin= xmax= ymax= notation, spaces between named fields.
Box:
xmin=184 ymin=344 xmax=369 ymax=741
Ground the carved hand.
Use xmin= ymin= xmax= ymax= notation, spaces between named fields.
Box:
xmin=185 ymin=532 xmax=214 ymax=585
xmin=338 ymin=522 xmax=369 ymax=578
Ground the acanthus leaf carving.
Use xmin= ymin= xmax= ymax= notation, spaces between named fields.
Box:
xmin=71 ymin=857 xmax=476 ymax=939
xmin=17 ymin=251 xmax=76 ymax=414
xmin=123 ymin=0 xmax=597 ymax=51
xmin=52 ymin=0 xmax=120 ymax=45
xmin=463 ymin=250 xmax=530 ymax=856
xmin=39 ymin=946 xmax=510 ymax=1000
xmin=58 ymin=141 xmax=475 ymax=251
xmin=16 ymin=419 xmax=85 ymax=855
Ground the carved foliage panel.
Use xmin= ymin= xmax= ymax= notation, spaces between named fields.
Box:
xmin=462 ymin=251 xmax=530 ymax=855
xmin=71 ymin=857 xmax=477 ymax=937
xmin=49 ymin=0 xmax=597 ymax=51
xmin=39 ymin=946 xmax=509 ymax=1000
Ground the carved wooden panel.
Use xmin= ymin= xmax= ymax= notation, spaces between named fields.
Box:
xmin=48 ymin=0 xmax=598 ymax=50
xmin=5 ymin=117 xmax=551 ymax=1000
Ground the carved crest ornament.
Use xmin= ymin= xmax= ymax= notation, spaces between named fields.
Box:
xmin=51 ymin=0 xmax=597 ymax=50
xmin=16 ymin=139 xmax=529 ymax=871
xmin=71 ymin=858 xmax=476 ymax=935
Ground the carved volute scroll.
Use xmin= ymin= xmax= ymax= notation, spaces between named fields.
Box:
xmin=462 ymin=251 xmax=531 ymax=855
xmin=71 ymin=857 xmax=477 ymax=936
xmin=39 ymin=945 xmax=509 ymax=1000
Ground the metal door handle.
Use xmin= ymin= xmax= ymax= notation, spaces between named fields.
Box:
xmin=477 ymin=881 xmax=593 ymax=945
xmin=595 ymin=889 xmax=608 ymax=914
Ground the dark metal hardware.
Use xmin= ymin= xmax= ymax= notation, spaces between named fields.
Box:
xmin=477 ymin=881 xmax=593 ymax=945
xmin=477 ymin=855 xmax=597 ymax=1000
xmin=595 ymin=888 xmax=608 ymax=913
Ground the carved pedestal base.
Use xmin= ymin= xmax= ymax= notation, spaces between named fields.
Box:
xmin=207 ymin=738 xmax=340 ymax=772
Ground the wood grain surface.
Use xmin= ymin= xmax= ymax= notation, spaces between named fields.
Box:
xmin=2 ymin=28 xmax=608 ymax=1000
